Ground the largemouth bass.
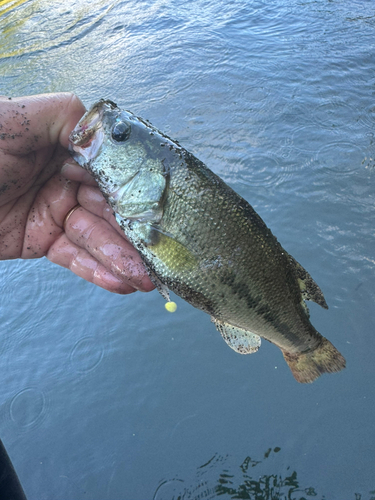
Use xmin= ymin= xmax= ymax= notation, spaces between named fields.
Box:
xmin=69 ymin=100 xmax=346 ymax=383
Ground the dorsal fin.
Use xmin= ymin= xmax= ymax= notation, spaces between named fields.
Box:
xmin=287 ymin=253 xmax=328 ymax=309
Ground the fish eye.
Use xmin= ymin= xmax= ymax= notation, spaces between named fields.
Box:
xmin=111 ymin=121 xmax=131 ymax=142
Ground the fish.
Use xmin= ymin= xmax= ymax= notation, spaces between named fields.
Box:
xmin=69 ymin=99 xmax=346 ymax=383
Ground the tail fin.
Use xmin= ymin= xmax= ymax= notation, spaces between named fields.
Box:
xmin=282 ymin=337 xmax=346 ymax=383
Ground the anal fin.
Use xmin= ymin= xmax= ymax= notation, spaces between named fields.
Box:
xmin=212 ymin=318 xmax=261 ymax=354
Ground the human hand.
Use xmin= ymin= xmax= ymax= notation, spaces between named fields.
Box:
xmin=0 ymin=93 xmax=154 ymax=294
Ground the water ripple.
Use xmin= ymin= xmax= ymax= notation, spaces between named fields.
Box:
xmin=291 ymin=124 xmax=336 ymax=153
xmin=70 ymin=336 xmax=104 ymax=373
xmin=316 ymin=141 xmax=364 ymax=174
xmin=224 ymin=152 xmax=293 ymax=190
xmin=1 ymin=260 xmax=67 ymax=350
xmin=8 ymin=387 xmax=48 ymax=430
xmin=359 ymin=103 xmax=375 ymax=130
xmin=153 ymin=479 xmax=185 ymax=500
xmin=152 ymin=447 xmax=371 ymax=500
xmin=312 ymin=100 xmax=359 ymax=131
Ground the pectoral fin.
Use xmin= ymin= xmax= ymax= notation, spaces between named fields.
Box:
xmin=212 ymin=318 xmax=261 ymax=354
xmin=149 ymin=229 xmax=197 ymax=272
xmin=287 ymin=253 xmax=328 ymax=309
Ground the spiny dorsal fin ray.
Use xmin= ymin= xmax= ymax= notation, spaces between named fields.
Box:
xmin=287 ymin=253 xmax=328 ymax=309
xmin=212 ymin=318 xmax=261 ymax=354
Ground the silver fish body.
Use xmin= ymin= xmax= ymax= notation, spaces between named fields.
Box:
xmin=69 ymin=100 xmax=345 ymax=383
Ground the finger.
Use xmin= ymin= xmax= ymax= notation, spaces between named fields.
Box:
xmin=77 ymin=184 xmax=110 ymax=218
xmin=76 ymin=184 xmax=126 ymax=237
xmin=62 ymin=206 xmax=154 ymax=292
xmin=21 ymin=174 xmax=79 ymax=258
xmin=61 ymin=159 xmax=98 ymax=186
xmin=47 ymin=233 xmax=138 ymax=294
xmin=0 ymin=93 xmax=85 ymax=154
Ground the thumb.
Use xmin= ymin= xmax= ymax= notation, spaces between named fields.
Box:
xmin=0 ymin=93 xmax=86 ymax=154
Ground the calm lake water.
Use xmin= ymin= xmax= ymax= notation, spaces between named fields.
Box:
xmin=1 ymin=0 xmax=375 ymax=499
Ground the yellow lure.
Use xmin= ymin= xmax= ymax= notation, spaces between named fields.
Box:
xmin=165 ymin=301 xmax=177 ymax=313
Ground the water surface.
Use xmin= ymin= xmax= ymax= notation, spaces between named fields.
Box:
xmin=1 ymin=0 xmax=375 ymax=499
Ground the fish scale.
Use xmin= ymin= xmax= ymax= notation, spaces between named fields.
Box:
xmin=69 ymin=99 xmax=346 ymax=383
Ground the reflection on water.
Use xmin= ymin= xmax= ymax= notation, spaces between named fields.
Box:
xmin=0 ymin=0 xmax=116 ymax=59
xmin=0 ymin=0 xmax=28 ymax=18
xmin=154 ymin=448 xmax=375 ymax=500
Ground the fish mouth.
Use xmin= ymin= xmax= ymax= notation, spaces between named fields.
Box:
xmin=69 ymin=99 xmax=119 ymax=164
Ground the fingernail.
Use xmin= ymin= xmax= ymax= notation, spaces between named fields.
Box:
xmin=61 ymin=159 xmax=78 ymax=170
xmin=61 ymin=162 xmax=77 ymax=176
